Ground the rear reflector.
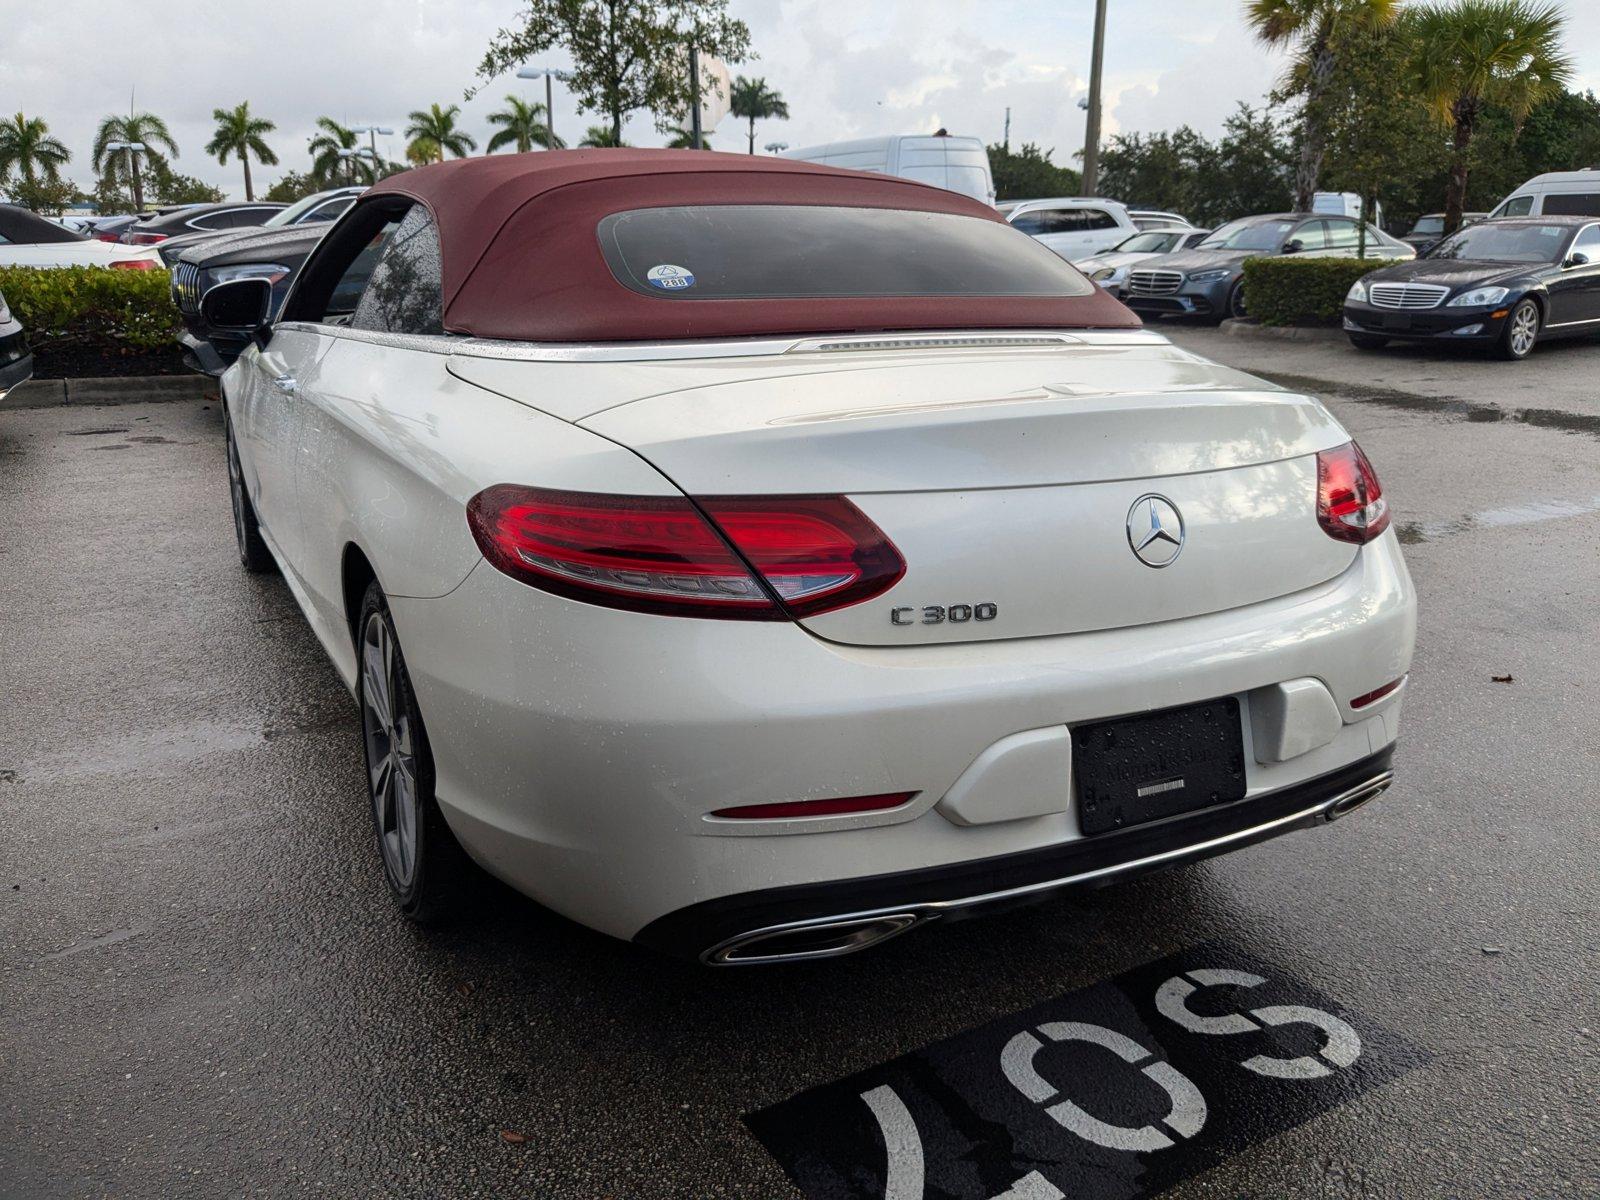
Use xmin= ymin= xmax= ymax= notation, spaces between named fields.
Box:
xmin=466 ymin=486 xmax=904 ymax=620
xmin=710 ymin=792 xmax=916 ymax=820
xmin=1317 ymin=441 xmax=1390 ymax=544
xmin=1351 ymin=677 xmax=1405 ymax=709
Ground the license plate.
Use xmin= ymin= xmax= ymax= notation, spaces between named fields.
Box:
xmin=1382 ymin=313 xmax=1413 ymax=331
xmin=1073 ymin=698 xmax=1246 ymax=836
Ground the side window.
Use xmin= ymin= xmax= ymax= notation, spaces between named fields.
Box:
xmin=1010 ymin=209 xmax=1059 ymax=236
xmin=1324 ymin=220 xmax=1360 ymax=251
xmin=349 ymin=205 xmax=445 ymax=336
xmin=1291 ymin=220 xmax=1329 ymax=251
xmin=1081 ymin=208 xmax=1118 ymax=231
xmin=188 ymin=213 xmax=230 ymax=231
xmin=1498 ymin=195 xmax=1534 ymax=218
xmin=1544 ymin=193 xmax=1600 ymax=217
xmin=1572 ymin=225 xmax=1600 ymax=259
xmin=303 ymin=197 xmax=354 ymax=224
xmin=321 ymin=222 xmax=400 ymax=324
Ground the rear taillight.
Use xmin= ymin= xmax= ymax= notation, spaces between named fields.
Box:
xmin=466 ymin=486 xmax=904 ymax=620
xmin=124 ymin=232 xmax=167 ymax=245
xmin=109 ymin=259 xmax=160 ymax=271
xmin=1350 ymin=677 xmax=1405 ymax=709
xmin=1316 ymin=442 xmax=1390 ymax=544
xmin=710 ymin=792 xmax=916 ymax=820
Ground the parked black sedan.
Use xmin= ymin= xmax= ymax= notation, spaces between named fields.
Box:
xmin=121 ymin=201 xmax=284 ymax=246
xmin=156 ymin=186 xmax=364 ymax=265
xmin=1401 ymin=211 xmax=1487 ymax=255
xmin=1344 ymin=216 xmax=1600 ymax=360
xmin=0 ymin=287 xmax=32 ymax=398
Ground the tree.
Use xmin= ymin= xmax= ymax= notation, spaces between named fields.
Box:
xmin=578 ymin=124 xmax=628 ymax=147
xmin=1405 ymin=0 xmax=1572 ymax=233
xmin=728 ymin=76 xmax=787 ymax=154
xmin=5 ymin=176 xmax=81 ymax=215
xmin=309 ymin=117 xmax=377 ymax=185
xmin=486 ymin=95 xmax=565 ymax=152
xmin=405 ymin=103 xmax=477 ymax=165
xmin=206 ymin=102 xmax=279 ymax=201
xmin=473 ymin=0 xmax=751 ymax=145
xmin=987 ymin=142 xmax=1081 ymax=202
xmin=93 ymin=111 xmax=179 ymax=212
xmin=265 ymin=171 xmax=322 ymax=203
xmin=146 ymin=160 xmax=226 ymax=205
xmin=0 ymin=113 xmax=71 ymax=191
xmin=1246 ymin=0 xmax=1401 ymax=212
xmin=664 ymin=125 xmax=711 ymax=148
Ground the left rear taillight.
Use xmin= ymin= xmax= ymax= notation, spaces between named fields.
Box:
xmin=466 ymin=486 xmax=904 ymax=620
xmin=1316 ymin=441 xmax=1390 ymax=544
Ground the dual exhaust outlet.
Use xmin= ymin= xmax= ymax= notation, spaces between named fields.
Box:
xmin=702 ymin=770 xmax=1396 ymax=965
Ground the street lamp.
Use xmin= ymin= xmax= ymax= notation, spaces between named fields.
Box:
xmin=350 ymin=124 xmax=394 ymax=164
xmin=104 ymin=141 xmax=145 ymax=209
xmin=335 ymin=147 xmax=380 ymax=184
xmin=764 ymin=141 xmax=789 ymax=155
xmin=516 ymin=66 xmax=571 ymax=149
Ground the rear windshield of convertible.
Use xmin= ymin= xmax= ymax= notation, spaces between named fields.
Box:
xmin=597 ymin=205 xmax=1095 ymax=300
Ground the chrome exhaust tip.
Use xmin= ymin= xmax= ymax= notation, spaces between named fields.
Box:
xmin=705 ymin=912 xmax=923 ymax=965
xmin=1325 ymin=771 xmax=1394 ymax=821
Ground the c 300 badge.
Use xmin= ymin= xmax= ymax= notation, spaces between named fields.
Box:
xmin=891 ymin=603 xmax=998 ymax=626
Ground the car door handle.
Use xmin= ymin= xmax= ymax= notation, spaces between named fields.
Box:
xmin=271 ymin=374 xmax=298 ymax=395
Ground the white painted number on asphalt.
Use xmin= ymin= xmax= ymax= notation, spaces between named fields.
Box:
xmin=861 ymin=1085 xmax=1065 ymax=1200
xmin=1155 ymin=970 xmax=1362 ymax=1080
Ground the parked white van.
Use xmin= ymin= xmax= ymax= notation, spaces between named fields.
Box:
xmin=781 ymin=134 xmax=996 ymax=206
xmin=1488 ymin=170 xmax=1600 ymax=218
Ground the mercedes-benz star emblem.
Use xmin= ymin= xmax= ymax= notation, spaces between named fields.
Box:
xmin=1127 ymin=494 xmax=1186 ymax=568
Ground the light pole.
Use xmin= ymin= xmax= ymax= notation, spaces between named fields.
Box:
xmin=1081 ymin=0 xmax=1108 ymax=197
xmin=764 ymin=141 xmax=788 ymax=155
xmin=350 ymin=124 xmax=393 ymax=168
xmin=104 ymin=141 xmax=145 ymax=209
xmin=515 ymin=66 xmax=571 ymax=149
xmin=335 ymin=147 xmax=380 ymax=184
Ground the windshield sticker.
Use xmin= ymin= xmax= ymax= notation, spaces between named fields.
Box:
xmin=646 ymin=264 xmax=696 ymax=291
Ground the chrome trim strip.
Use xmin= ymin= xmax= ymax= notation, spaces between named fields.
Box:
xmin=1545 ymin=315 xmax=1600 ymax=329
xmin=271 ymin=323 xmax=1169 ymax=362
xmin=702 ymin=770 xmax=1394 ymax=965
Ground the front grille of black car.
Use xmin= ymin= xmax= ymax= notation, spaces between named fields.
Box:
xmin=1367 ymin=282 xmax=1450 ymax=310
xmin=172 ymin=263 xmax=203 ymax=315
xmin=1127 ymin=269 xmax=1184 ymax=296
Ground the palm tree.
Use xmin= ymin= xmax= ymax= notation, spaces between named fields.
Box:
xmin=1406 ymin=0 xmax=1572 ymax=233
xmin=1246 ymin=0 xmax=1401 ymax=212
xmin=728 ymin=77 xmax=789 ymax=155
xmin=308 ymin=117 xmax=374 ymax=185
xmin=92 ymin=111 xmax=179 ymax=211
xmin=206 ymin=102 xmax=279 ymax=201
xmin=665 ymin=126 xmax=712 ymax=149
xmin=578 ymin=125 xmax=627 ymax=148
xmin=405 ymin=103 xmax=476 ymax=165
xmin=486 ymin=95 xmax=564 ymax=153
xmin=0 ymin=113 xmax=71 ymax=190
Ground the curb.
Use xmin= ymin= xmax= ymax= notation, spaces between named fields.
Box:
xmin=1220 ymin=319 xmax=1347 ymax=344
xmin=1 ymin=374 xmax=214 ymax=410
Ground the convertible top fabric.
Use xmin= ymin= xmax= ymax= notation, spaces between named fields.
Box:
xmin=364 ymin=150 xmax=1139 ymax=342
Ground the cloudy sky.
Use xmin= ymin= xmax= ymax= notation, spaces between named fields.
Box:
xmin=5 ymin=0 xmax=1599 ymax=201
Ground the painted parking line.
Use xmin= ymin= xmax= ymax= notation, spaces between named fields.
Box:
xmin=745 ymin=946 xmax=1426 ymax=1200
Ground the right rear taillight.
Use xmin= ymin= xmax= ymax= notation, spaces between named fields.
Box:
xmin=124 ymin=232 xmax=167 ymax=245
xmin=1317 ymin=442 xmax=1390 ymax=544
xmin=466 ymin=486 xmax=904 ymax=620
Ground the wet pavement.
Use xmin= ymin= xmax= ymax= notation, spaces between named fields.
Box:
xmin=3 ymin=337 xmax=1598 ymax=1198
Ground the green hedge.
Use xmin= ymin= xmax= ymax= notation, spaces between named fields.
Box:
xmin=0 ymin=265 xmax=179 ymax=351
xmin=1240 ymin=257 xmax=1376 ymax=327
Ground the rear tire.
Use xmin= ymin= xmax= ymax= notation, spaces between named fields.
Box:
xmin=1347 ymin=334 xmax=1389 ymax=351
xmin=1496 ymin=298 xmax=1540 ymax=361
xmin=357 ymin=581 xmax=471 ymax=924
xmin=225 ymin=409 xmax=274 ymax=573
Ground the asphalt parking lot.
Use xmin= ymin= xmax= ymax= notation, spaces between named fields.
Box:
xmin=4 ymin=331 xmax=1599 ymax=1199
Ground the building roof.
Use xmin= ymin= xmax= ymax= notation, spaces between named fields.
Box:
xmin=363 ymin=150 xmax=1138 ymax=343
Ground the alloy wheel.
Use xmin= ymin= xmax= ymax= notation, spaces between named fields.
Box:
xmin=1509 ymin=301 xmax=1539 ymax=358
xmin=361 ymin=612 xmax=419 ymax=889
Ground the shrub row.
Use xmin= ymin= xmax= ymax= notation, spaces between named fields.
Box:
xmin=0 ymin=265 xmax=180 ymax=353
xmin=1240 ymin=257 xmax=1377 ymax=327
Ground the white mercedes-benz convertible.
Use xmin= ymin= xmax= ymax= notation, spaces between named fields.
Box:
xmin=208 ymin=151 xmax=1415 ymax=964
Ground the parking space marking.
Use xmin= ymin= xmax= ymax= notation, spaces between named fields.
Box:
xmin=745 ymin=945 xmax=1426 ymax=1200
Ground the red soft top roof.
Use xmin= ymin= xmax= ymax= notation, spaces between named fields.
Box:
xmin=364 ymin=149 xmax=1139 ymax=343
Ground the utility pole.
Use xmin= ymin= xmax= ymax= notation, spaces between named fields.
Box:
xmin=689 ymin=43 xmax=703 ymax=149
xmin=1081 ymin=0 xmax=1108 ymax=197
xmin=1004 ymin=106 xmax=1011 ymax=152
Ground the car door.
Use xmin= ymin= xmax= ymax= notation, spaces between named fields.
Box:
xmin=1286 ymin=218 xmax=1331 ymax=257
xmin=1547 ymin=223 xmax=1600 ymax=329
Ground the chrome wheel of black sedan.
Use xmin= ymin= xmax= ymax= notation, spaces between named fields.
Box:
xmin=1341 ymin=216 xmax=1600 ymax=362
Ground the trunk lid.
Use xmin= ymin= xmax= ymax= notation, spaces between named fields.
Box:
xmin=474 ymin=338 xmax=1359 ymax=646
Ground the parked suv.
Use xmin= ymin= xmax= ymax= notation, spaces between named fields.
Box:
xmin=1124 ymin=213 xmax=1413 ymax=322
xmin=1006 ymin=198 xmax=1140 ymax=259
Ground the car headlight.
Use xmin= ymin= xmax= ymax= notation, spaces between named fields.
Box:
xmin=1447 ymin=286 xmax=1510 ymax=308
xmin=209 ymin=262 xmax=291 ymax=287
xmin=1188 ymin=268 xmax=1230 ymax=284
xmin=1346 ymin=279 xmax=1368 ymax=304
xmin=1091 ymin=266 xmax=1125 ymax=283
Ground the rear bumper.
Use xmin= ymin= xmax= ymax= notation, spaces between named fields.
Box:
xmin=636 ymin=746 xmax=1396 ymax=962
